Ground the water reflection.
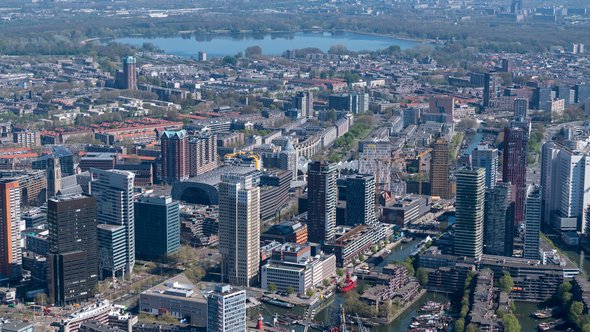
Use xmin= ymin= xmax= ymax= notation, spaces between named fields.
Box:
xmin=115 ymin=32 xmax=422 ymax=58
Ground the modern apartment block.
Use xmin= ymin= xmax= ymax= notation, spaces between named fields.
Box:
xmin=430 ymin=139 xmax=451 ymax=199
xmin=206 ymin=284 xmax=246 ymax=332
xmin=161 ymin=129 xmax=189 ymax=182
xmin=454 ymin=168 xmax=485 ymax=259
xmin=307 ymin=161 xmax=337 ymax=243
xmin=188 ymin=133 xmax=218 ymax=177
xmin=91 ymin=168 xmax=135 ymax=279
xmin=345 ymin=174 xmax=377 ymax=226
xmin=483 ymin=183 xmax=514 ymax=256
xmin=472 ymin=145 xmax=498 ymax=189
xmin=218 ymin=172 xmax=260 ymax=287
xmin=0 ymin=180 xmax=21 ymax=281
xmin=524 ymin=185 xmax=542 ymax=260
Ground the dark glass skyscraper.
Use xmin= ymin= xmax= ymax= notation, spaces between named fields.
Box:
xmin=307 ymin=161 xmax=337 ymax=243
xmin=502 ymin=126 xmax=528 ymax=224
xmin=483 ymin=182 xmax=514 ymax=256
xmin=47 ymin=194 xmax=98 ymax=306
xmin=134 ymin=195 xmax=180 ymax=260
xmin=345 ymin=174 xmax=376 ymax=226
xmin=524 ymin=185 xmax=542 ymax=260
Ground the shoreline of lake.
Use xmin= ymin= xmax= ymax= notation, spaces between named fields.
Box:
xmin=110 ymin=30 xmax=427 ymax=58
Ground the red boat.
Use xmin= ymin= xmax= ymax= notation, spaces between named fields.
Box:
xmin=338 ymin=272 xmax=357 ymax=293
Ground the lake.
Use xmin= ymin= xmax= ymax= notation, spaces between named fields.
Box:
xmin=114 ymin=32 xmax=422 ymax=58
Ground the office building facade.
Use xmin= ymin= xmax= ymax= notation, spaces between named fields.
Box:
xmin=454 ymin=168 xmax=485 ymax=259
xmin=218 ymin=172 xmax=260 ymax=287
xmin=134 ymin=195 xmax=180 ymax=260
xmin=430 ymin=139 xmax=451 ymax=199
xmin=261 ymin=244 xmax=336 ymax=294
xmin=161 ymin=130 xmax=189 ymax=183
xmin=483 ymin=183 xmax=514 ymax=256
xmin=472 ymin=145 xmax=498 ymax=189
xmin=207 ymin=284 xmax=246 ymax=332
xmin=514 ymin=97 xmax=528 ymax=119
xmin=0 ymin=180 xmax=21 ymax=280
xmin=524 ymin=185 xmax=542 ymax=260
xmin=47 ymin=156 xmax=62 ymax=199
xmin=91 ymin=169 xmax=135 ymax=279
xmin=540 ymin=142 xmax=590 ymax=233
xmin=502 ymin=126 xmax=528 ymax=224
xmin=307 ymin=161 xmax=337 ymax=243
xmin=188 ymin=133 xmax=218 ymax=177
xmin=47 ymin=194 xmax=98 ymax=306
xmin=345 ymin=174 xmax=377 ymax=226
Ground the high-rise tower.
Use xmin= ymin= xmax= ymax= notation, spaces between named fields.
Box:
xmin=47 ymin=156 xmax=62 ymax=199
xmin=47 ymin=194 xmax=98 ymax=306
xmin=123 ymin=56 xmax=137 ymax=90
xmin=472 ymin=145 xmax=498 ymax=189
xmin=0 ymin=180 xmax=21 ymax=281
xmin=345 ymin=174 xmax=376 ymax=226
xmin=307 ymin=161 xmax=337 ymax=243
xmin=134 ymin=195 xmax=180 ymax=260
xmin=161 ymin=130 xmax=189 ymax=182
xmin=430 ymin=139 xmax=451 ymax=198
xmin=502 ymin=126 xmax=528 ymax=224
xmin=454 ymin=168 xmax=485 ymax=259
xmin=218 ymin=172 xmax=260 ymax=287
xmin=540 ymin=142 xmax=590 ymax=233
xmin=91 ymin=169 xmax=135 ymax=279
xmin=483 ymin=182 xmax=514 ymax=256
xmin=524 ymin=185 xmax=542 ymax=260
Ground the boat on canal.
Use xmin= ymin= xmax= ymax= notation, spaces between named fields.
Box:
xmin=337 ymin=272 xmax=357 ymax=293
xmin=260 ymin=296 xmax=295 ymax=309
xmin=538 ymin=318 xmax=566 ymax=331
xmin=408 ymin=301 xmax=450 ymax=332
xmin=531 ymin=306 xmax=559 ymax=319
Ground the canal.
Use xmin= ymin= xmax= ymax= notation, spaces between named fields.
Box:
xmin=258 ymin=236 xmax=544 ymax=331
xmin=463 ymin=131 xmax=484 ymax=155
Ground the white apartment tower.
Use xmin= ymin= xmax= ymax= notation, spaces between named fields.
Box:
xmin=218 ymin=172 xmax=260 ymax=287
xmin=91 ymin=168 xmax=136 ymax=279
xmin=541 ymin=142 xmax=590 ymax=234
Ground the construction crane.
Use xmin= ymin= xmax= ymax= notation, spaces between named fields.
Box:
xmin=223 ymin=151 xmax=262 ymax=170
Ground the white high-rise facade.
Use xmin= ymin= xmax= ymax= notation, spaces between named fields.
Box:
xmin=472 ymin=145 xmax=499 ymax=189
xmin=218 ymin=172 xmax=260 ymax=287
xmin=541 ymin=142 xmax=590 ymax=234
xmin=207 ymin=284 xmax=246 ymax=332
xmin=91 ymin=168 xmax=135 ymax=279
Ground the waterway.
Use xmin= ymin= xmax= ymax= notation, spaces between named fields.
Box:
xmin=463 ymin=131 xmax=484 ymax=155
xmin=257 ymin=236 xmax=543 ymax=331
xmin=560 ymin=244 xmax=590 ymax=275
xmin=114 ymin=31 xmax=422 ymax=58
